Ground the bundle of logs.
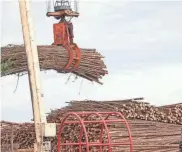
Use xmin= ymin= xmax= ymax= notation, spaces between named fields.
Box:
xmin=1 ymin=98 xmax=182 ymax=152
xmin=1 ymin=44 xmax=108 ymax=84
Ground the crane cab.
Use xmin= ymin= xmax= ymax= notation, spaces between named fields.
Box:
xmin=46 ymin=0 xmax=79 ymax=19
xmin=54 ymin=0 xmax=71 ymax=12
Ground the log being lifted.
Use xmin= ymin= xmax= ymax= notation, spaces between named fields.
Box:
xmin=1 ymin=45 xmax=108 ymax=84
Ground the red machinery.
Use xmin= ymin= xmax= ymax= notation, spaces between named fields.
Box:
xmin=57 ymin=112 xmax=133 ymax=152
xmin=46 ymin=1 xmax=133 ymax=151
xmin=46 ymin=0 xmax=81 ymax=72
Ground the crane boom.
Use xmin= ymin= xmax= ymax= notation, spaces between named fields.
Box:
xmin=18 ymin=0 xmax=43 ymax=151
xmin=19 ymin=1 xmax=56 ymax=152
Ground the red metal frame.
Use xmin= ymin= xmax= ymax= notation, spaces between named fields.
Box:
xmin=57 ymin=112 xmax=133 ymax=152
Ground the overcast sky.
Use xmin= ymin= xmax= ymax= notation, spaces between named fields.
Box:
xmin=1 ymin=0 xmax=182 ymax=122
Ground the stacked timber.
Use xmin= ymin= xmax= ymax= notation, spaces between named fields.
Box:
xmin=1 ymin=99 xmax=182 ymax=152
xmin=1 ymin=45 xmax=108 ymax=84
xmin=47 ymin=99 xmax=182 ymax=125
xmin=1 ymin=120 xmax=181 ymax=152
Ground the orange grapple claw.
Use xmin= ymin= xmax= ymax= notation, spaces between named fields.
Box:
xmin=72 ymin=43 xmax=81 ymax=71
xmin=63 ymin=44 xmax=74 ymax=71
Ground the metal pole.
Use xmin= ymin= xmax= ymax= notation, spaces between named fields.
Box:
xmin=18 ymin=0 xmax=46 ymax=151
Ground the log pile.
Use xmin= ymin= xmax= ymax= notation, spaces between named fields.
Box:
xmin=47 ymin=98 xmax=182 ymax=125
xmin=1 ymin=44 xmax=108 ymax=84
xmin=1 ymin=120 xmax=181 ymax=152
xmin=1 ymin=99 xmax=182 ymax=152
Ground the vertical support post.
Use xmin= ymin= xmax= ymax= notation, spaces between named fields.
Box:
xmin=25 ymin=0 xmax=47 ymax=124
xmin=18 ymin=0 xmax=46 ymax=151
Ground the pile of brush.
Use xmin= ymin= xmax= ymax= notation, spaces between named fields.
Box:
xmin=1 ymin=45 xmax=108 ymax=84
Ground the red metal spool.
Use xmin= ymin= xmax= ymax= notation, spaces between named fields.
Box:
xmin=57 ymin=112 xmax=133 ymax=152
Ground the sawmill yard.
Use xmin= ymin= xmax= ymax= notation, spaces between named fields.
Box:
xmin=1 ymin=98 xmax=182 ymax=152
xmin=1 ymin=1 xmax=182 ymax=152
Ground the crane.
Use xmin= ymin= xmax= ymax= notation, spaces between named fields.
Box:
xmin=18 ymin=0 xmax=133 ymax=151
xmin=46 ymin=0 xmax=81 ymax=72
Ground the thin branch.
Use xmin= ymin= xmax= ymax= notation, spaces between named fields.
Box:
xmin=65 ymin=73 xmax=72 ymax=84
xmin=13 ymin=74 xmax=20 ymax=93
